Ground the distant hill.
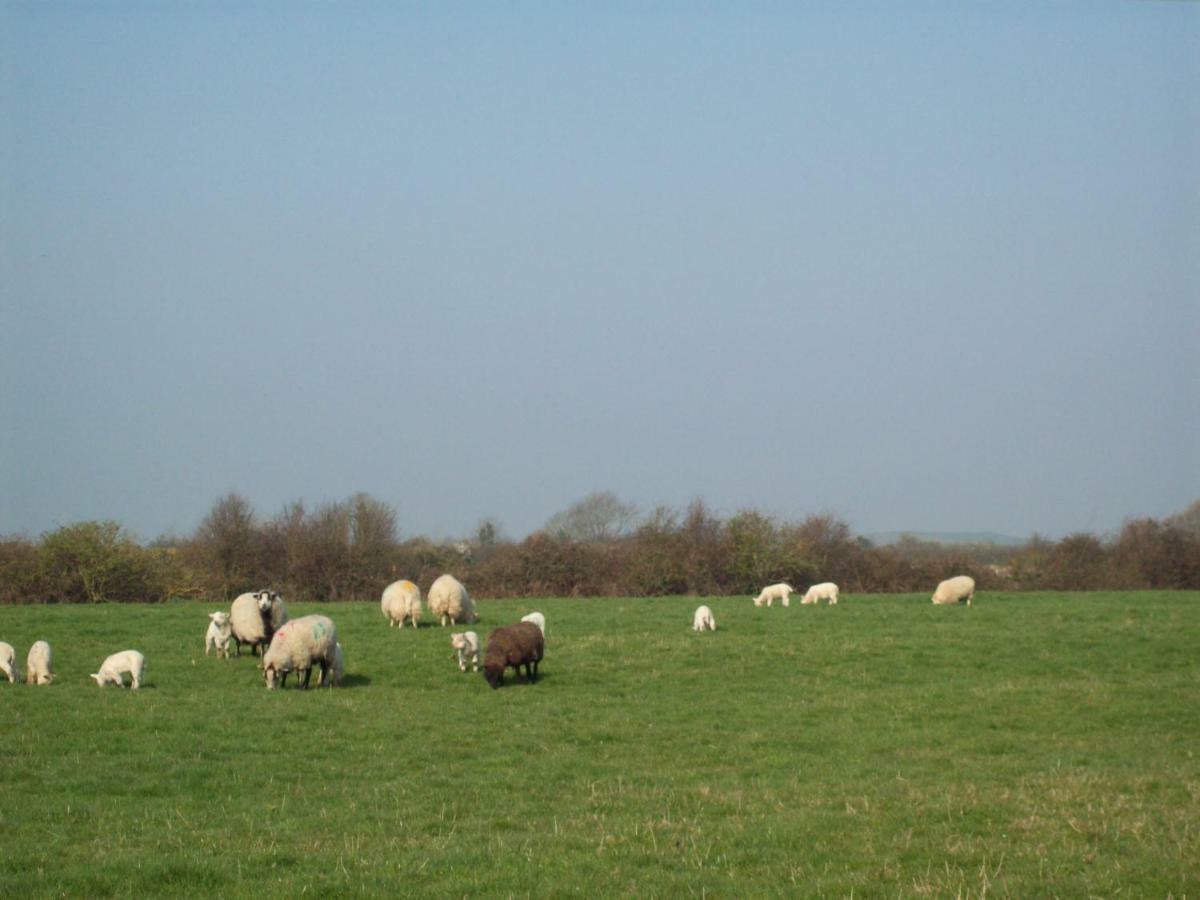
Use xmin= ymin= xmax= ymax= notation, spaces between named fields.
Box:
xmin=866 ymin=531 xmax=1029 ymax=547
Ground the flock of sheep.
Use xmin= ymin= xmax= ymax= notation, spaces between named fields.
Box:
xmin=0 ymin=574 xmax=975 ymax=690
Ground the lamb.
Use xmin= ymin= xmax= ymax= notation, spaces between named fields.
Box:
xmin=90 ymin=650 xmax=145 ymax=689
xmin=451 ymin=631 xmax=480 ymax=672
xmin=205 ymin=611 xmax=233 ymax=658
xmin=262 ymin=614 xmax=338 ymax=690
xmin=317 ymin=642 xmax=344 ymax=687
xmin=428 ymin=574 xmax=476 ymax=626
xmin=753 ymin=582 xmax=795 ymax=608
xmin=932 ymin=575 xmax=976 ymax=606
xmin=381 ymin=579 xmax=422 ymax=628
xmin=483 ymin=622 xmax=544 ymax=689
xmin=520 ymin=612 xmax=546 ymax=635
xmin=0 ymin=641 xmax=18 ymax=683
xmin=25 ymin=640 xmax=54 ymax=685
xmin=230 ymin=590 xmax=289 ymax=656
xmin=692 ymin=605 xmax=716 ymax=632
xmin=800 ymin=582 xmax=840 ymax=605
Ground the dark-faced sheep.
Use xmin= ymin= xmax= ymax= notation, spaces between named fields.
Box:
xmin=230 ymin=590 xmax=289 ymax=657
xmin=483 ymin=622 xmax=544 ymax=689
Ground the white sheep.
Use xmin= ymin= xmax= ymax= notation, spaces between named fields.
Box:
xmin=25 ymin=640 xmax=54 ymax=685
xmin=381 ymin=579 xmax=423 ymax=628
xmin=0 ymin=641 xmax=18 ymax=683
xmin=427 ymin=574 xmax=476 ymax=626
xmin=520 ymin=612 xmax=546 ymax=635
xmin=800 ymin=582 xmax=839 ymax=605
xmin=205 ymin=611 xmax=233 ymax=658
xmin=317 ymin=642 xmax=344 ymax=687
xmin=90 ymin=650 xmax=145 ymax=689
xmin=451 ymin=631 xmax=480 ymax=672
xmin=692 ymin=605 xmax=716 ymax=632
xmin=262 ymin=614 xmax=338 ymax=690
xmin=230 ymin=590 xmax=289 ymax=656
xmin=753 ymin=582 xmax=795 ymax=608
xmin=932 ymin=575 xmax=976 ymax=606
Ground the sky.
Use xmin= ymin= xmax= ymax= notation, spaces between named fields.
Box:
xmin=2 ymin=2 xmax=1197 ymax=544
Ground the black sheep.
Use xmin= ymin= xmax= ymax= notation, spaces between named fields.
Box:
xmin=483 ymin=622 xmax=544 ymax=689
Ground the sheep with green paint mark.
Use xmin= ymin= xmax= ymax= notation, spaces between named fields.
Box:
xmin=263 ymin=615 xmax=338 ymax=690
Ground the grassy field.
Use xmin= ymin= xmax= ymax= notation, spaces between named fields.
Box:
xmin=1 ymin=591 xmax=1197 ymax=898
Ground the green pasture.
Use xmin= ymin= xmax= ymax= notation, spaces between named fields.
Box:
xmin=1 ymin=592 xmax=1197 ymax=897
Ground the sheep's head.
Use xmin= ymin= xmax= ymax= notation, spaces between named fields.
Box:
xmin=89 ymin=673 xmax=104 ymax=686
xmin=263 ymin=663 xmax=281 ymax=690
xmin=255 ymin=592 xmax=272 ymax=613
xmin=483 ymin=662 xmax=504 ymax=689
xmin=209 ymin=611 xmax=230 ymax=625
xmin=451 ymin=633 xmax=468 ymax=651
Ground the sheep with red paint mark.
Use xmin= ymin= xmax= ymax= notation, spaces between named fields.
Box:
xmin=262 ymin=615 xmax=338 ymax=690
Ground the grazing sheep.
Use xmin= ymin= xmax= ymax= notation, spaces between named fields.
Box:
xmin=520 ymin=612 xmax=546 ymax=635
xmin=428 ymin=574 xmax=476 ymax=626
xmin=800 ymin=582 xmax=840 ymax=605
xmin=483 ymin=622 xmax=544 ymax=689
xmin=317 ymin=642 xmax=344 ymax=687
xmin=25 ymin=640 xmax=54 ymax=685
xmin=0 ymin=641 xmax=18 ymax=683
xmin=262 ymin=614 xmax=338 ymax=690
xmin=230 ymin=590 xmax=289 ymax=657
xmin=932 ymin=575 xmax=976 ymax=606
xmin=753 ymin=582 xmax=795 ymax=608
xmin=381 ymin=579 xmax=422 ymax=628
xmin=205 ymin=611 xmax=233 ymax=658
xmin=451 ymin=631 xmax=480 ymax=672
xmin=90 ymin=650 xmax=145 ymax=689
xmin=692 ymin=605 xmax=716 ymax=632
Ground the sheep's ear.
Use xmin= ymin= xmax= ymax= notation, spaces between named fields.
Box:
xmin=89 ymin=673 xmax=100 ymax=683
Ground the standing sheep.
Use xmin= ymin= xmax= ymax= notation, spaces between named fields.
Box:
xmin=753 ymin=583 xmax=795 ymax=608
xmin=205 ymin=611 xmax=233 ymax=658
xmin=932 ymin=575 xmax=976 ymax=606
xmin=483 ymin=622 xmax=544 ymax=689
xmin=381 ymin=579 xmax=422 ymax=628
xmin=520 ymin=612 xmax=546 ymax=635
xmin=428 ymin=574 xmax=476 ymax=626
xmin=0 ymin=641 xmax=18 ymax=683
xmin=26 ymin=640 xmax=54 ymax=685
xmin=230 ymin=590 xmax=289 ymax=657
xmin=451 ymin=631 xmax=480 ymax=672
xmin=90 ymin=650 xmax=146 ymax=689
xmin=317 ymin=643 xmax=344 ymax=687
xmin=692 ymin=605 xmax=716 ymax=632
xmin=800 ymin=582 xmax=840 ymax=605
xmin=262 ymin=615 xmax=338 ymax=690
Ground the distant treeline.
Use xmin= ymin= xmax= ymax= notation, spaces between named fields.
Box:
xmin=2 ymin=493 xmax=1198 ymax=605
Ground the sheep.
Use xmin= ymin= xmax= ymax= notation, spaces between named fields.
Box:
xmin=753 ymin=582 xmax=795 ymax=608
xmin=262 ymin=614 xmax=338 ymax=690
xmin=205 ymin=611 xmax=233 ymax=658
xmin=520 ymin=612 xmax=546 ymax=635
xmin=451 ymin=631 xmax=480 ymax=672
xmin=800 ymin=582 xmax=840 ymax=605
xmin=90 ymin=650 xmax=145 ymax=689
xmin=317 ymin=642 xmax=344 ymax=688
xmin=25 ymin=640 xmax=54 ymax=685
xmin=692 ymin=605 xmax=716 ymax=632
xmin=230 ymin=590 xmax=289 ymax=656
xmin=932 ymin=575 xmax=976 ymax=606
xmin=428 ymin=574 xmax=476 ymax=626
xmin=0 ymin=641 xmax=18 ymax=683
xmin=381 ymin=579 xmax=422 ymax=628
xmin=483 ymin=622 xmax=544 ymax=689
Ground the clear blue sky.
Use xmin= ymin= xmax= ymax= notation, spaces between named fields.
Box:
xmin=2 ymin=3 xmax=1197 ymax=542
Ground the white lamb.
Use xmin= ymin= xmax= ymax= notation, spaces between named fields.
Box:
xmin=317 ymin=642 xmax=344 ymax=687
xmin=0 ymin=641 xmax=18 ymax=683
xmin=427 ymin=574 xmax=476 ymax=626
xmin=520 ymin=612 xmax=546 ymax=635
xmin=205 ymin=611 xmax=233 ymax=658
xmin=692 ymin=605 xmax=716 ymax=632
xmin=381 ymin=579 xmax=422 ymax=628
xmin=932 ymin=575 xmax=976 ymax=606
xmin=753 ymin=582 xmax=795 ymax=608
xmin=451 ymin=631 xmax=480 ymax=672
xmin=800 ymin=582 xmax=840 ymax=605
xmin=25 ymin=640 xmax=53 ymax=685
xmin=90 ymin=650 xmax=146 ymax=689
xmin=262 ymin=614 xmax=338 ymax=690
